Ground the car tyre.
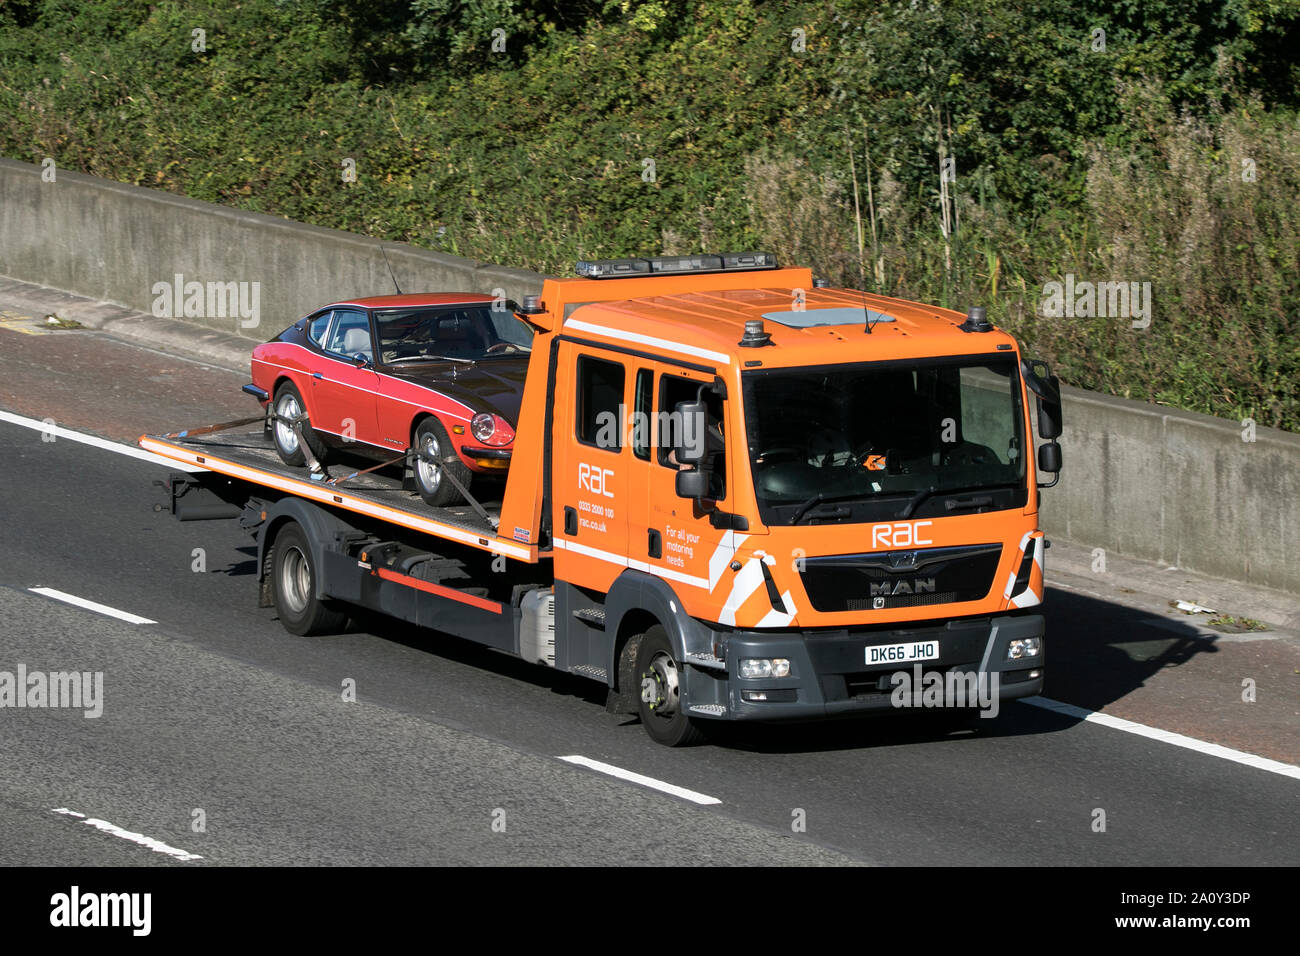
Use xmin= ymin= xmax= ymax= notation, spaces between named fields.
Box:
xmin=412 ymin=417 xmax=471 ymax=507
xmin=271 ymin=381 xmax=330 ymax=468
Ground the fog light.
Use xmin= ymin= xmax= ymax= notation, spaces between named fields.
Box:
xmin=1028 ymin=670 xmax=1041 ymax=679
xmin=743 ymin=690 xmax=769 ymax=702
xmin=740 ymin=658 xmax=791 ymax=679
xmin=1007 ymin=638 xmax=1042 ymax=660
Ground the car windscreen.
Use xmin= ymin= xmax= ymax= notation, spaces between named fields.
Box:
xmin=373 ymin=306 xmax=533 ymax=364
xmin=742 ymin=355 xmax=1028 ymax=525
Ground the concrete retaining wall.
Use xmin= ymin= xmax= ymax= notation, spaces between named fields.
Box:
xmin=2 ymin=158 xmax=1296 ymax=595
xmin=0 ymin=158 xmax=543 ymax=337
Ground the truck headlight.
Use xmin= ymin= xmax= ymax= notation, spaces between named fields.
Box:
xmin=1007 ymin=638 xmax=1041 ymax=660
xmin=740 ymin=658 xmax=791 ymax=678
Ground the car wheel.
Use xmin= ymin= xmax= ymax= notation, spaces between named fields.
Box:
xmin=412 ymin=417 xmax=471 ymax=507
xmin=271 ymin=381 xmax=329 ymax=468
xmin=269 ymin=522 xmax=348 ymax=636
xmin=635 ymin=625 xmax=707 ymax=746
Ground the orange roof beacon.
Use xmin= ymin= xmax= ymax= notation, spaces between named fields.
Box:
xmin=143 ymin=253 xmax=1064 ymax=746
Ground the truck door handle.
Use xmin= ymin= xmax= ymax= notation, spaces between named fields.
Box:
xmin=647 ymin=529 xmax=662 ymax=559
xmin=563 ymin=506 xmax=577 ymax=536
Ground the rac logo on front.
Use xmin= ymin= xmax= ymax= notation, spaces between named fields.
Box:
xmin=871 ymin=521 xmax=933 ymax=548
xmin=578 ymin=463 xmax=615 ymax=498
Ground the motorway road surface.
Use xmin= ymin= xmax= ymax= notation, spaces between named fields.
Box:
xmin=0 ymin=324 xmax=1297 ymax=866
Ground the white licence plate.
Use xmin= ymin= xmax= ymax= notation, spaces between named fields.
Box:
xmin=866 ymin=640 xmax=940 ymax=666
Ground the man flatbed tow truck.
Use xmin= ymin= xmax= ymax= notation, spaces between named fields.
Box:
xmin=142 ymin=252 xmax=1065 ymax=745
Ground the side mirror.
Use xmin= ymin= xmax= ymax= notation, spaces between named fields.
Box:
xmin=1037 ymin=441 xmax=1062 ymax=488
xmin=352 ymin=353 xmax=372 ymax=368
xmin=1021 ymin=359 xmax=1063 ymax=439
xmin=675 ymin=468 xmax=709 ymax=501
xmin=673 ymin=399 xmax=708 ymax=465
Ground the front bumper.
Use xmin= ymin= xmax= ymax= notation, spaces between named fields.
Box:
xmin=682 ymin=614 xmax=1044 ymax=722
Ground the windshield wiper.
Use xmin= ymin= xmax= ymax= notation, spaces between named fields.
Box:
xmin=899 ymin=481 xmax=1021 ymax=519
xmin=789 ymin=492 xmax=869 ymax=524
xmin=388 ymin=354 xmax=475 ymax=365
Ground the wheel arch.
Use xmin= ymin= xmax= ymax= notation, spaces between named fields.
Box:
xmin=255 ymin=497 xmax=355 ymax=605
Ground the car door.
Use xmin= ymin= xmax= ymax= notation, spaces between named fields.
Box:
xmin=310 ymin=307 xmax=381 ymax=448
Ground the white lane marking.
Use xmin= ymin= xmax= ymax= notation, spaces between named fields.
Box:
xmin=1023 ymin=696 xmax=1300 ymax=781
xmin=52 ymin=808 xmax=203 ymax=862
xmin=0 ymin=410 xmax=202 ymax=472
xmin=29 ymin=587 xmax=156 ymax=625
xmin=558 ymin=755 xmax=722 ymax=805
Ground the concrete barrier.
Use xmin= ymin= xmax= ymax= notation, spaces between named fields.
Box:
xmin=1 ymin=158 xmax=1296 ymax=595
xmin=1047 ymin=386 xmax=1299 ymax=594
xmin=0 ymin=158 xmax=545 ymax=338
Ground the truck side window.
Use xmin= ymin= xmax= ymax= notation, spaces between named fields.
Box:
xmin=576 ymin=355 xmax=625 ymax=450
xmin=633 ymin=368 xmax=652 ymax=460
xmin=658 ymin=373 xmax=726 ymax=499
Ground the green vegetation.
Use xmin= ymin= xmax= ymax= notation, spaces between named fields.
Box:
xmin=1 ymin=0 xmax=1297 ymax=428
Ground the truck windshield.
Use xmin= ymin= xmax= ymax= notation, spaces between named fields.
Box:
xmin=742 ymin=355 xmax=1028 ymax=524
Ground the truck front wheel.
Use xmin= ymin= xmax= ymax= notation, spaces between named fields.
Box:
xmin=270 ymin=522 xmax=348 ymax=636
xmin=635 ymin=626 xmax=706 ymax=746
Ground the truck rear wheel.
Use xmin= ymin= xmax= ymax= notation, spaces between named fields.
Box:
xmin=270 ymin=522 xmax=348 ymax=636
xmin=635 ymin=626 xmax=706 ymax=746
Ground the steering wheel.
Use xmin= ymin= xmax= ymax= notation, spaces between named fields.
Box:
xmin=486 ymin=342 xmax=525 ymax=354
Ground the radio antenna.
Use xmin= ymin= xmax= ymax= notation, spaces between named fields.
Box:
xmin=379 ymin=244 xmax=403 ymax=295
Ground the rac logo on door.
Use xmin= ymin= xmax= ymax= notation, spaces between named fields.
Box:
xmin=871 ymin=521 xmax=933 ymax=548
xmin=578 ymin=463 xmax=615 ymax=498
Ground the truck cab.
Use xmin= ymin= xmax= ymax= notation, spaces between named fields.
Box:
xmin=497 ymin=253 xmax=1063 ymax=743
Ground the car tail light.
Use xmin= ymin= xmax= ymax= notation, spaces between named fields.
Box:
xmin=471 ymin=413 xmax=515 ymax=446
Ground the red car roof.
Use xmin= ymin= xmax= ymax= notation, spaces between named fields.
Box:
xmin=330 ymin=292 xmax=498 ymax=309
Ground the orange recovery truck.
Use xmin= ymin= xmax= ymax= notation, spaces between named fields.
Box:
xmin=142 ymin=253 xmax=1064 ymax=745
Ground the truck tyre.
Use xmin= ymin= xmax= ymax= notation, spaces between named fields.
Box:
xmin=412 ymin=417 xmax=471 ymax=507
xmin=271 ymin=381 xmax=330 ymax=468
xmin=635 ymin=625 xmax=706 ymax=746
xmin=270 ymin=522 xmax=348 ymax=636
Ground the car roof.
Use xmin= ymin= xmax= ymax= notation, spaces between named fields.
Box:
xmin=329 ymin=292 xmax=498 ymax=309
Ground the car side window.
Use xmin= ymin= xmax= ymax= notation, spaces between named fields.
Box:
xmin=576 ymin=355 xmax=624 ymax=451
xmin=307 ymin=311 xmax=333 ymax=347
xmin=324 ymin=309 xmax=372 ymax=362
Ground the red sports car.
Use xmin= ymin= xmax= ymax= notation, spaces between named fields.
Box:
xmin=245 ymin=293 xmax=532 ymax=506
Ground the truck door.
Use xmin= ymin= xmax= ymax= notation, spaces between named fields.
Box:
xmin=625 ymin=362 xmax=737 ymax=616
xmin=552 ymin=344 xmax=630 ymax=592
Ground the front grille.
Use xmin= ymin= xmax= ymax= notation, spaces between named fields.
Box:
xmin=842 ymin=591 xmax=958 ymax=610
xmin=801 ymin=543 xmax=1001 ymax=612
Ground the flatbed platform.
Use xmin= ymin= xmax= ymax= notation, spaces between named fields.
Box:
xmin=139 ymin=426 xmax=536 ymax=561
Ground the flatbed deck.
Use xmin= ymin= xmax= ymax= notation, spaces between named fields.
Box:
xmin=139 ymin=425 xmax=536 ymax=561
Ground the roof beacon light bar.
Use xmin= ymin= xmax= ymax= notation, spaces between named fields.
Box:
xmin=575 ymin=251 xmax=778 ymax=279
